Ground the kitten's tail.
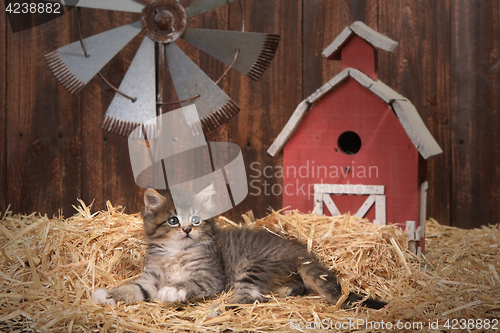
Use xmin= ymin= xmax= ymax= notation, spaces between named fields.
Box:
xmin=297 ymin=259 xmax=386 ymax=310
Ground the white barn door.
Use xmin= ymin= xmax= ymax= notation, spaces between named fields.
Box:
xmin=313 ymin=184 xmax=386 ymax=225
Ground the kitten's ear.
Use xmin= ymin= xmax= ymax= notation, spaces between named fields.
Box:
xmin=195 ymin=183 xmax=216 ymax=210
xmin=144 ymin=188 xmax=165 ymax=213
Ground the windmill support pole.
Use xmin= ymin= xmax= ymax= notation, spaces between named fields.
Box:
xmin=155 ymin=42 xmax=169 ymax=187
xmin=156 ymin=42 xmax=165 ymax=117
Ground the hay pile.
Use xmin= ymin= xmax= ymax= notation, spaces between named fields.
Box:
xmin=0 ymin=202 xmax=499 ymax=332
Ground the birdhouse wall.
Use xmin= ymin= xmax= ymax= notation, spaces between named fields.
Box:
xmin=341 ymin=35 xmax=378 ymax=80
xmin=283 ymin=77 xmax=421 ymax=228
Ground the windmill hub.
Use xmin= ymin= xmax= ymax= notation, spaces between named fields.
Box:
xmin=142 ymin=0 xmax=187 ymax=44
xmin=154 ymin=9 xmax=174 ymax=31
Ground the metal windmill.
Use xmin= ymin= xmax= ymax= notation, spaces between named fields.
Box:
xmin=45 ymin=0 xmax=280 ymax=136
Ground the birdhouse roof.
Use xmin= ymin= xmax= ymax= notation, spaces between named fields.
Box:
xmin=322 ymin=21 xmax=398 ymax=60
xmin=267 ymin=68 xmax=443 ymax=159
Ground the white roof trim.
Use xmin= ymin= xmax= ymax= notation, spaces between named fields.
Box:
xmin=322 ymin=21 xmax=398 ymax=59
xmin=268 ymin=68 xmax=442 ymax=159
xmin=267 ymin=100 xmax=311 ymax=157
xmin=322 ymin=27 xmax=352 ymax=59
xmin=350 ymin=22 xmax=398 ymax=52
xmin=392 ymin=100 xmax=443 ymax=159
xmin=307 ymin=68 xmax=350 ymax=104
xmin=369 ymin=80 xmax=406 ymax=104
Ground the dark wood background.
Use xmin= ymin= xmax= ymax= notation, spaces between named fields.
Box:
xmin=0 ymin=0 xmax=499 ymax=229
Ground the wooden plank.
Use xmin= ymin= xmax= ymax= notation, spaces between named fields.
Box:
xmin=375 ymin=195 xmax=386 ymax=225
xmin=227 ymin=0 xmax=302 ymax=220
xmin=267 ymin=100 xmax=310 ymax=157
xmin=306 ymin=68 xmax=350 ymax=104
xmin=313 ymin=192 xmax=323 ymax=215
xmin=352 ymin=69 xmax=410 ymax=106
xmin=379 ymin=0 xmax=452 ymax=225
xmin=405 ymin=220 xmax=417 ymax=240
xmin=354 ymin=194 xmax=376 ymax=218
xmin=451 ymin=0 xmax=500 ymax=229
xmin=405 ymin=220 xmax=417 ymax=253
xmin=322 ymin=193 xmax=340 ymax=216
xmin=0 ymin=2 xmax=6 ymax=213
xmin=314 ymin=184 xmax=384 ymax=195
xmin=307 ymin=82 xmax=334 ymax=105
xmin=302 ymin=0 xmax=378 ymax=98
xmin=420 ymin=181 xmax=428 ymax=238
xmin=6 ymin=10 xmax=81 ymax=216
xmin=80 ymin=9 xmax=144 ymax=214
xmin=349 ymin=68 xmax=374 ymax=88
xmin=392 ymin=100 xmax=443 ymax=159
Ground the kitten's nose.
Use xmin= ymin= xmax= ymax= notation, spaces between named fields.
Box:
xmin=182 ymin=226 xmax=192 ymax=234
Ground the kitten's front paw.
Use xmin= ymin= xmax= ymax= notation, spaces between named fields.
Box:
xmin=91 ymin=288 xmax=116 ymax=305
xmin=157 ymin=286 xmax=187 ymax=303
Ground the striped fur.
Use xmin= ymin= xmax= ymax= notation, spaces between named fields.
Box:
xmin=92 ymin=185 xmax=225 ymax=305
xmin=92 ymin=186 xmax=386 ymax=310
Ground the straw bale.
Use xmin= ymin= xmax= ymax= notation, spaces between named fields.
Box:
xmin=1 ymin=202 xmax=499 ymax=332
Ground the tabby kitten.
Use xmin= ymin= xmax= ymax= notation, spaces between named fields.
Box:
xmin=92 ymin=185 xmax=386 ymax=309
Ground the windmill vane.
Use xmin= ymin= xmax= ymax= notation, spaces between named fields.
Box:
xmin=45 ymin=0 xmax=280 ymax=137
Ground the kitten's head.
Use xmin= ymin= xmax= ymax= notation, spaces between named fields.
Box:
xmin=142 ymin=184 xmax=217 ymax=249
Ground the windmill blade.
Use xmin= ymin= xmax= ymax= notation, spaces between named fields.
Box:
xmin=102 ymin=36 xmax=156 ymax=137
xmin=45 ymin=21 xmax=142 ymax=94
xmin=165 ymin=43 xmax=240 ymax=132
xmin=182 ymin=29 xmax=279 ymax=80
xmin=185 ymin=0 xmax=237 ymax=18
xmin=58 ymin=0 xmax=145 ymax=13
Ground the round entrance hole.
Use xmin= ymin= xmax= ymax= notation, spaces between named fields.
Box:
xmin=337 ymin=131 xmax=362 ymax=155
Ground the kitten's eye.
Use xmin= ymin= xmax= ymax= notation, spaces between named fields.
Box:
xmin=167 ymin=217 xmax=179 ymax=227
xmin=191 ymin=216 xmax=202 ymax=226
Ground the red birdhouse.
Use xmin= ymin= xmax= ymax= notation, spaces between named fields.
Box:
xmin=268 ymin=22 xmax=442 ymax=254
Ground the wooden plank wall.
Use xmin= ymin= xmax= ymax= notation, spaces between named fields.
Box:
xmin=0 ymin=0 xmax=499 ymax=229
xmin=0 ymin=2 xmax=6 ymax=216
xmin=451 ymin=0 xmax=500 ymax=229
xmin=5 ymin=4 xmax=81 ymax=216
